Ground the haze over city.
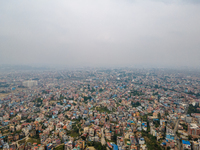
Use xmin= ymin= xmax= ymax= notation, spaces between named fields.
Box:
xmin=1 ymin=1 xmax=200 ymax=150
xmin=0 ymin=0 xmax=200 ymax=68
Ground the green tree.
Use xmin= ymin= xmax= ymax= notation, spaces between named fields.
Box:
xmin=188 ymin=135 xmax=192 ymax=140
xmin=158 ymin=113 xmax=161 ymax=119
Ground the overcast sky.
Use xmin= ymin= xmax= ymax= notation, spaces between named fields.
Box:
xmin=0 ymin=0 xmax=200 ymax=68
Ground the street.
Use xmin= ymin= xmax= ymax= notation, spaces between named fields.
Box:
xmin=174 ymin=105 xmax=188 ymax=150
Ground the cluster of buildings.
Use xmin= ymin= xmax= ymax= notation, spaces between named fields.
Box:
xmin=0 ymin=68 xmax=200 ymax=150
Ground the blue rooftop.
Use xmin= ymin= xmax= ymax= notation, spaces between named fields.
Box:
xmin=140 ymin=138 xmax=144 ymax=141
xmin=111 ymin=144 xmax=118 ymax=150
xmin=182 ymin=140 xmax=190 ymax=145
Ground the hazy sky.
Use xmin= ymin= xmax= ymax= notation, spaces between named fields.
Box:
xmin=0 ymin=0 xmax=200 ymax=68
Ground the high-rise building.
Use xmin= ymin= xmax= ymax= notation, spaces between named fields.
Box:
xmin=188 ymin=123 xmax=200 ymax=136
xmin=22 ymin=80 xmax=38 ymax=88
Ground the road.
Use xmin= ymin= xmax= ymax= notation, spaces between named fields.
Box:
xmin=174 ymin=105 xmax=188 ymax=150
xmin=59 ymin=71 xmax=66 ymax=79
xmin=12 ymin=133 xmax=29 ymax=148
xmin=101 ymin=128 xmax=106 ymax=145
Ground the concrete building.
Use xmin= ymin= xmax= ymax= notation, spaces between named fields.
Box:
xmin=193 ymin=141 xmax=200 ymax=150
xmin=22 ymin=80 xmax=38 ymax=88
xmin=188 ymin=123 xmax=200 ymax=137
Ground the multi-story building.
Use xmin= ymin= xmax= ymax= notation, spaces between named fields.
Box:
xmin=188 ymin=123 xmax=200 ymax=137
xmin=193 ymin=141 xmax=200 ymax=150
xmin=22 ymin=80 xmax=38 ymax=88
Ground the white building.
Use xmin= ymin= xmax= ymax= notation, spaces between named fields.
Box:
xmin=22 ymin=80 xmax=38 ymax=88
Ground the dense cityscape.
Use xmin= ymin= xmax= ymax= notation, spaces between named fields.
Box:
xmin=0 ymin=67 xmax=200 ymax=150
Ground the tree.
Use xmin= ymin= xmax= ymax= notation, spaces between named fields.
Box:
xmin=131 ymin=101 xmax=141 ymax=107
xmin=81 ymin=135 xmax=86 ymax=140
xmin=188 ymin=135 xmax=192 ymax=140
xmin=158 ymin=113 xmax=161 ymax=119
xmin=165 ymin=111 xmax=169 ymax=116
xmin=92 ymin=142 xmax=106 ymax=150
xmin=55 ymin=145 xmax=64 ymax=150
xmin=99 ymin=88 xmax=103 ymax=92
xmin=113 ymin=133 xmax=117 ymax=143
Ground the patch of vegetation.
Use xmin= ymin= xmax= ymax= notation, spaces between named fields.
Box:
xmin=87 ymin=142 xmax=107 ymax=150
xmin=180 ymin=123 xmax=188 ymax=131
xmin=186 ymin=91 xmax=200 ymax=97
xmin=142 ymin=131 xmax=163 ymax=150
xmin=84 ymin=96 xmax=92 ymax=101
xmin=131 ymin=101 xmax=141 ymax=107
xmin=110 ymin=121 xmax=117 ymax=124
xmin=59 ymin=94 xmax=65 ymax=100
xmin=99 ymin=88 xmax=104 ymax=92
xmin=68 ymin=131 xmax=79 ymax=137
xmin=0 ymin=91 xmax=8 ymax=93
xmin=18 ymin=85 xmax=26 ymax=88
xmin=18 ymin=139 xmax=26 ymax=145
xmin=176 ymin=131 xmax=181 ymax=137
xmin=96 ymin=107 xmax=111 ymax=113
xmin=26 ymin=138 xmax=41 ymax=144
xmin=130 ymin=90 xmax=143 ymax=96
xmin=90 ymin=88 xmax=95 ymax=93
xmin=65 ymin=125 xmax=80 ymax=137
xmin=32 ymin=78 xmax=39 ymax=80
xmin=187 ymin=104 xmax=200 ymax=115
xmin=42 ymin=90 xmax=48 ymax=94
xmin=54 ymin=144 xmax=64 ymax=150
xmin=153 ymin=120 xmax=160 ymax=128
xmin=153 ymin=92 xmax=158 ymax=96
xmin=0 ymin=82 xmax=9 ymax=87
xmin=56 ymin=76 xmax=62 ymax=80
xmin=34 ymin=98 xmax=43 ymax=107
xmin=158 ymin=113 xmax=161 ymax=119
xmin=12 ymin=130 xmax=22 ymax=135
xmin=113 ymin=133 xmax=121 ymax=143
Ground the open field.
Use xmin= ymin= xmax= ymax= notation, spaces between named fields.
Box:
xmin=0 ymin=88 xmax=27 ymax=99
